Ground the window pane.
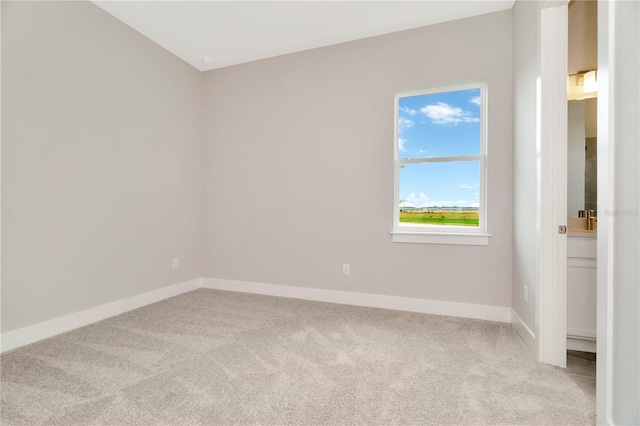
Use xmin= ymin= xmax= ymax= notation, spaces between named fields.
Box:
xmin=399 ymin=161 xmax=480 ymax=227
xmin=398 ymin=88 xmax=481 ymax=159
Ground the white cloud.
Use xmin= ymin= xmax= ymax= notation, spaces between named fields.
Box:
xmin=398 ymin=117 xmax=414 ymax=130
xmin=400 ymin=192 xmax=429 ymax=207
xmin=417 ymin=149 xmax=427 ymax=154
xmin=429 ymin=201 xmax=456 ymax=207
xmin=398 ymin=137 xmax=407 ymax=152
xmin=399 ymin=106 xmax=417 ymax=116
xmin=428 ymin=200 xmax=479 ymax=207
xmin=455 ymin=201 xmax=480 ymax=207
xmin=420 ymin=102 xmax=479 ymax=125
xmin=458 ymin=183 xmax=479 ymax=190
xmin=400 ymin=194 xmax=479 ymax=208
xmin=470 ymin=96 xmax=481 ymax=106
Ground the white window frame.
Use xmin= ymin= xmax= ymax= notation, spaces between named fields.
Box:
xmin=391 ymin=81 xmax=490 ymax=246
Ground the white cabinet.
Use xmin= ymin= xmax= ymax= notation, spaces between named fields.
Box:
xmin=567 ymin=233 xmax=597 ymax=352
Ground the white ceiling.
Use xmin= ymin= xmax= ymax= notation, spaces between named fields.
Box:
xmin=93 ymin=1 xmax=515 ymax=72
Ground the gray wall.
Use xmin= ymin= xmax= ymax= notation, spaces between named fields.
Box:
xmin=202 ymin=11 xmax=513 ymax=308
xmin=511 ymin=0 xmax=538 ymax=334
xmin=1 ymin=1 xmax=204 ymax=332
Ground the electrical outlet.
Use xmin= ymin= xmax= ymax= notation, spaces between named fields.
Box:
xmin=342 ymin=264 xmax=350 ymax=275
xmin=524 ymin=285 xmax=529 ymax=303
xmin=172 ymin=258 xmax=180 ymax=269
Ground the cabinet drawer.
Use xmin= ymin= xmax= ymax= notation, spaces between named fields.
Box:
xmin=568 ymin=236 xmax=597 ymax=259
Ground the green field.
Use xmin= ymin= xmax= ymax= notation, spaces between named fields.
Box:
xmin=400 ymin=211 xmax=479 ymax=226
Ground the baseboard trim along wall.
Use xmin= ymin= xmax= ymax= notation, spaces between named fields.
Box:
xmin=0 ymin=278 xmax=202 ymax=353
xmin=202 ymin=278 xmax=512 ymax=323
xmin=2 ymin=277 xmax=513 ymax=353
xmin=511 ymin=308 xmax=538 ymax=356
xmin=567 ymin=336 xmax=597 ymax=353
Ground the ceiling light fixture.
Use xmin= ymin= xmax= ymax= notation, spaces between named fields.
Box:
xmin=583 ymin=70 xmax=597 ymax=93
xmin=202 ymin=57 xmax=214 ymax=67
xmin=567 ymin=69 xmax=598 ymax=100
xmin=570 ymin=69 xmax=598 ymax=93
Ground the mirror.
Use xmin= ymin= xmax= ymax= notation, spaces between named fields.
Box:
xmin=567 ymin=98 xmax=597 ymax=217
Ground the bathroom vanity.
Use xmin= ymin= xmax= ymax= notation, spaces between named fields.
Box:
xmin=567 ymin=231 xmax=597 ymax=352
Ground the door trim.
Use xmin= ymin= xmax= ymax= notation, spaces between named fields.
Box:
xmin=537 ymin=0 xmax=569 ymax=367
xmin=596 ymin=1 xmax=615 ymax=423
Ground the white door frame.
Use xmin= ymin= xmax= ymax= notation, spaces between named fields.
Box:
xmin=537 ymin=0 xmax=569 ymax=368
xmin=538 ymin=1 xmax=617 ymax=422
xmin=595 ymin=1 xmax=614 ymax=423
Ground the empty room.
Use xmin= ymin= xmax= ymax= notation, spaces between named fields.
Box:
xmin=1 ymin=1 xmax=638 ymax=425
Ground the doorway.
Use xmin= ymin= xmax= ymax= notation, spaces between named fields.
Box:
xmin=565 ymin=0 xmax=598 ymax=403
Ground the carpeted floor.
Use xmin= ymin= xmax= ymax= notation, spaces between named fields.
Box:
xmin=1 ymin=289 xmax=595 ymax=425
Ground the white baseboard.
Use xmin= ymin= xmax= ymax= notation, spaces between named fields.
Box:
xmin=567 ymin=336 xmax=597 ymax=353
xmin=1 ymin=277 xmax=514 ymax=353
xmin=202 ymin=278 xmax=511 ymax=323
xmin=567 ymin=327 xmax=596 ymax=340
xmin=509 ymin=311 xmax=598 ymax=355
xmin=511 ymin=309 xmax=538 ymax=357
xmin=0 ymin=278 xmax=202 ymax=353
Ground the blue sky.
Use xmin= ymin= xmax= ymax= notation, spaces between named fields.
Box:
xmin=398 ymin=88 xmax=481 ymax=208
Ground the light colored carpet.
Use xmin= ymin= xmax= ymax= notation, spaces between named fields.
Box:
xmin=1 ymin=289 xmax=595 ymax=425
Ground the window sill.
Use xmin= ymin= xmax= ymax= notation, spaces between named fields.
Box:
xmin=391 ymin=231 xmax=491 ymax=246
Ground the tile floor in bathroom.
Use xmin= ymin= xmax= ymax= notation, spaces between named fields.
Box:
xmin=566 ymin=350 xmax=597 ymax=405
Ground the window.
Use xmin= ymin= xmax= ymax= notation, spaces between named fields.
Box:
xmin=392 ymin=82 xmax=489 ymax=245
